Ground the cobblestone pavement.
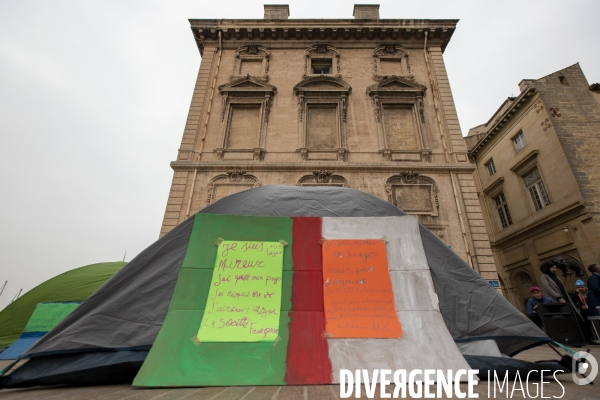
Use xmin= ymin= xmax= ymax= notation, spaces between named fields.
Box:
xmin=1 ymin=345 xmax=598 ymax=399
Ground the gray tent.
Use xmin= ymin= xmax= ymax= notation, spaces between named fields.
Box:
xmin=0 ymin=186 xmax=550 ymax=388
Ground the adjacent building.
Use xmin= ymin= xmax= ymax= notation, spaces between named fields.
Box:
xmin=467 ymin=64 xmax=600 ymax=311
xmin=160 ymin=4 xmax=499 ymax=283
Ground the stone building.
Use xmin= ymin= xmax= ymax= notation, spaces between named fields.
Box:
xmin=466 ymin=64 xmax=600 ymax=311
xmin=160 ymin=4 xmax=498 ymax=282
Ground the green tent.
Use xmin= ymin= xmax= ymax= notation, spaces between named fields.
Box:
xmin=0 ymin=262 xmax=126 ymax=348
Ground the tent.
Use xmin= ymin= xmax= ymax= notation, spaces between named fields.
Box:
xmin=0 ymin=186 xmax=551 ymax=388
xmin=0 ymin=261 xmax=126 ymax=349
xmin=0 ymin=302 xmax=80 ymax=360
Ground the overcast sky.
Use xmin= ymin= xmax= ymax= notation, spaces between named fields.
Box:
xmin=1 ymin=0 xmax=598 ymax=308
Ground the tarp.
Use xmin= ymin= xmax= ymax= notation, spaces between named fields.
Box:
xmin=0 ymin=333 xmax=44 ymax=360
xmin=0 ymin=262 xmax=125 ymax=348
xmin=1 ymin=185 xmax=550 ymax=388
xmin=0 ymin=303 xmax=79 ymax=360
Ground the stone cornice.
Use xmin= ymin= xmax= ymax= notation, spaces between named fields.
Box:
xmin=190 ymin=19 xmax=457 ymax=54
xmin=468 ymin=87 xmax=537 ymax=159
xmin=170 ymin=161 xmax=475 ymax=173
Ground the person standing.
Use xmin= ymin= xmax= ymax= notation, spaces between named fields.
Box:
xmin=539 ymin=260 xmax=592 ymax=344
xmin=526 ymin=286 xmax=554 ymax=329
xmin=540 ymin=261 xmax=567 ymax=303
xmin=587 ymin=264 xmax=600 ymax=320
xmin=570 ymin=279 xmax=600 ymax=344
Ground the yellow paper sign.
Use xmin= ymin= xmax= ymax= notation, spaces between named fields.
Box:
xmin=197 ymin=240 xmax=284 ymax=342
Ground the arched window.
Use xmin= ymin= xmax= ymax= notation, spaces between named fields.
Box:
xmin=517 ymin=272 xmax=533 ymax=286
xmin=385 ymin=171 xmax=438 ymax=216
xmin=303 ymin=43 xmax=341 ymax=79
xmin=207 ymin=169 xmax=260 ymax=205
xmin=231 ymin=44 xmax=270 ymax=81
xmin=297 ymin=170 xmax=348 ymax=187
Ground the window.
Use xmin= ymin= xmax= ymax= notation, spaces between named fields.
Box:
xmin=385 ymin=172 xmax=439 ymax=217
xmin=517 ymin=271 xmax=533 ymax=285
xmin=226 ymin=105 xmax=261 ymax=149
xmin=215 ymin=75 xmax=276 ymax=161
xmin=304 ymin=44 xmax=340 ymax=79
xmin=382 ymin=106 xmax=418 ymax=150
xmin=485 ymin=159 xmax=497 ymax=177
xmin=524 ymin=168 xmax=550 ymax=210
xmin=512 ymin=131 xmax=527 ymax=152
xmin=367 ymin=76 xmax=428 ymax=161
xmin=231 ymin=44 xmax=269 ymax=81
xmin=379 ymin=59 xmax=403 ymax=76
xmin=311 ymin=59 xmax=332 ymax=75
xmin=240 ymin=59 xmax=263 ymax=76
xmin=306 ymin=106 xmax=338 ymax=149
xmin=372 ymin=44 xmax=410 ymax=80
xmin=294 ymin=75 xmax=351 ymax=161
xmin=493 ymin=192 xmax=512 ymax=228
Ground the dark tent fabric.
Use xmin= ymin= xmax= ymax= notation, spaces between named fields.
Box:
xmin=1 ymin=185 xmax=549 ymax=388
xmin=1 ymin=351 xmax=147 ymax=388
xmin=463 ymin=355 xmax=567 ymax=380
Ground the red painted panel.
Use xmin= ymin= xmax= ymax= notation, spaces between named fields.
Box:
xmin=291 ymin=271 xmax=324 ymax=311
xmin=291 ymin=217 xmax=323 ymax=271
xmin=286 ymin=217 xmax=331 ymax=384
xmin=285 ymin=312 xmax=332 ymax=384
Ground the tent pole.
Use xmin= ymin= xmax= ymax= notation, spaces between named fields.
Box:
xmin=423 ymin=31 xmax=473 ymax=267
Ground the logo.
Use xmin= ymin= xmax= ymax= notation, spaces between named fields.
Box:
xmin=572 ymin=351 xmax=598 ymax=385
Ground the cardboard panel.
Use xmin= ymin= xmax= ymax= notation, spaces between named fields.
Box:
xmin=285 ymin=311 xmax=332 ymax=384
xmin=321 ymin=216 xmax=429 ymax=271
xmin=133 ymin=309 xmax=290 ymax=386
xmin=390 ymin=270 xmax=439 ymax=311
xmin=181 ymin=214 xmax=294 ymax=270
xmin=134 ymin=214 xmax=294 ymax=386
xmin=290 ymin=271 xmax=323 ymax=311
xmin=322 ymin=240 xmax=402 ymax=338
xmin=327 ymin=312 xmax=472 ymax=383
xmin=291 ymin=217 xmax=323 ymax=271
xmin=321 ymin=217 xmax=471 ymax=382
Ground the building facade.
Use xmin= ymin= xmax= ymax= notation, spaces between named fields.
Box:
xmin=160 ymin=4 xmax=499 ymax=282
xmin=467 ymin=64 xmax=600 ymax=312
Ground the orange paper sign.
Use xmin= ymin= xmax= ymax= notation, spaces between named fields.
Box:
xmin=322 ymin=239 xmax=402 ymax=338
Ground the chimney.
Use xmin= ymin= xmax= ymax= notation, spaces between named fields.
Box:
xmin=353 ymin=4 xmax=380 ymax=20
xmin=264 ymin=4 xmax=289 ymax=20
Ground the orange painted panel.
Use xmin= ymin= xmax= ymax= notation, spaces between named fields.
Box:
xmin=322 ymin=240 xmax=402 ymax=338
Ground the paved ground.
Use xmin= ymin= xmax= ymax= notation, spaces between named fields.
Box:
xmin=1 ymin=344 xmax=598 ymax=399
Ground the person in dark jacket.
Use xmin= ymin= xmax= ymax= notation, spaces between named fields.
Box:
xmin=539 ymin=260 xmax=596 ymax=343
xmin=587 ymin=264 xmax=600 ymax=320
xmin=526 ymin=286 xmax=554 ymax=329
xmin=540 ymin=261 xmax=567 ymax=303
xmin=570 ymin=279 xmax=600 ymax=344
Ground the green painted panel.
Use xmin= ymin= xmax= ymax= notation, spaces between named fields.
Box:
xmin=171 ymin=269 xmax=293 ymax=312
xmin=134 ymin=214 xmax=294 ymax=386
xmin=24 ymin=302 xmax=80 ymax=333
xmin=134 ymin=309 xmax=291 ymax=386
xmin=182 ymin=214 xmax=294 ymax=270
xmin=169 ymin=269 xmax=214 ymax=311
xmin=281 ymin=271 xmax=293 ymax=312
